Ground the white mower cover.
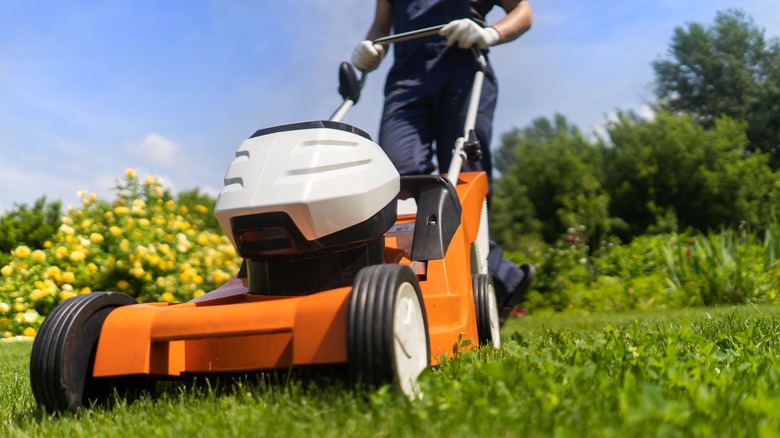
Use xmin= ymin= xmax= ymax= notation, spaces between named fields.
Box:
xmin=215 ymin=124 xmax=400 ymax=248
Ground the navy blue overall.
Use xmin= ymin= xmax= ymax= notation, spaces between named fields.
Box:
xmin=378 ymin=0 xmax=527 ymax=302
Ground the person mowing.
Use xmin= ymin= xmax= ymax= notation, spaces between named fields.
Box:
xmin=351 ymin=0 xmax=536 ymax=324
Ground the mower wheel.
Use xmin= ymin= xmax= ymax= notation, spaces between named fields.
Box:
xmin=347 ymin=264 xmax=430 ymax=399
xmin=30 ymin=292 xmax=137 ymax=413
xmin=473 ymin=274 xmax=501 ymax=347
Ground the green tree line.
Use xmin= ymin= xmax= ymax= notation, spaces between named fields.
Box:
xmin=491 ymin=9 xmax=780 ymax=252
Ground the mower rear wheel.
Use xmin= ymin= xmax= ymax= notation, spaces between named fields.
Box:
xmin=29 ymin=292 xmax=137 ymax=413
xmin=347 ymin=264 xmax=430 ymax=399
xmin=473 ymin=274 xmax=501 ymax=347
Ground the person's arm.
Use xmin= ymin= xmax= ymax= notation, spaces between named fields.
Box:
xmin=365 ymin=0 xmax=393 ymax=40
xmin=352 ymin=0 xmax=394 ymax=72
xmin=440 ymin=0 xmax=532 ymax=49
xmin=491 ymin=0 xmax=533 ymax=44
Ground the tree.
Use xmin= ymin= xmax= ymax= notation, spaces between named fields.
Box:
xmin=0 ymin=197 xmax=62 ymax=264
xmin=603 ymin=111 xmax=779 ymax=240
xmin=492 ymin=115 xmax=612 ymax=249
xmin=652 ymin=9 xmax=780 ymax=166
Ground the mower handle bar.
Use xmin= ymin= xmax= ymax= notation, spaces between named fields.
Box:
xmin=333 ymin=24 xmax=487 ymax=186
xmin=372 ymin=25 xmax=447 ymax=46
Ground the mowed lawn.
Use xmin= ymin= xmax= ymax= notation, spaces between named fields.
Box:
xmin=2 ymin=305 xmax=780 ymax=437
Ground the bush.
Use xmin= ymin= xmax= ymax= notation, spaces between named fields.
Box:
xmin=0 ymin=197 xmax=62 ymax=267
xmin=518 ymin=226 xmax=780 ymax=315
xmin=0 ymin=170 xmax=242 ymax=338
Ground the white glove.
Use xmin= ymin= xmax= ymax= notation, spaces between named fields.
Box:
xmin=351 ymin=40 xmax=385 ymax=73
xmin=439 ymin=18 xmax=500 ymax=49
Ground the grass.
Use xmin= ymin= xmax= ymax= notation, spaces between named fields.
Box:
xmin=3 ymin=305 xmax=780 ymax=437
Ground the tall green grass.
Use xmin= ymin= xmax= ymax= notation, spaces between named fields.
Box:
xmin=3 ymin=305 xmax=780 ymax=437
xmin=665 ymin=227 xmax=780 ymax=306
xmin=521 ymin=225 xmax=780 ymax=313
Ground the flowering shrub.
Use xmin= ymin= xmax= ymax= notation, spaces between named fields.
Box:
xmin=0 ymin=169 xmax=242 ymax=338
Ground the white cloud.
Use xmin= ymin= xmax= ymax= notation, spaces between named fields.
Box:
xmin=126 ymin=133 xmax=181 ymax=167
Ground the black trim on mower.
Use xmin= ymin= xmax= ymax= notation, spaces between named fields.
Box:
xmin=399 ymin=175 xmax=462 ymax=261
xmin=250 ymin=120 xmax=372 ymax=141
xmin=231 ymin=199 xmax=397 ymax=260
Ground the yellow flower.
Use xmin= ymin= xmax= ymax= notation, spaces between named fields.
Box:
xmin=161 ymin=292 xmax=175 ymax=303
xmin=59 ymin=290 xmax=77 ymax=301
xmin=13 ymin=245 xmax=31 ymax=258
xmin=193 ymin=289 xmax=205 ymax=298
xmin=43 ymin=241 xmax=52 ymax=249
xmin=30 ymin=289 xmax=45 ymax=301
xmin=69 ymin=251 xmax=86 ymax=262
xmin=117 ymin=280 xmax=130 ymax=290
xmin=87 ymin=263 xmax=98 ymax=272
xmin=0 ymin=302 xmax=9 ymax=314
xmin=114 ymin=206 xmax=130 ymax=216
xmin=138 ymin=218 xmax=150 ymax=228
xmin=45 ymin=265 xmax=61 ymax=276
xmin=3 ymin=332 xmax=11 ymax=338
xmin=23 ymin=309 xmax=39 ymax=323
xmin=80 ymin=287 xmax=91 ymax=294
xmin=23 ymin=327 xmax=36 ymax=337
xmin=126 ymin=168 xmax=137 ymax=179
xmin=31 ymin=250 xmax=46 ymax=263
xmin=131 ymin=266 xmax=145 ymax=279
xmin=62 ymin=271 xmax=75 ymax=284
xmin=55 ymin=246 xmax=69 ymax=259
xmin=90 ymin=233 xmax=104 ymax=244
xmin=109 ymin=226 xmax=122 ymax=237
xmin=212 ymin=270 xmax=232 ymax=284
xmin=145 ymin=176 xmax=157 ymax=185
xmin=1 ymin=265 xmax=13 ymax=277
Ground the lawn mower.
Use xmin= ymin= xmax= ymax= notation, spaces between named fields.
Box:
xmin=29 ymin=25 xmax=501 ymax=412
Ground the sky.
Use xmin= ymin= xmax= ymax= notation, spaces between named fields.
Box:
xmin=1 ymin=1 xmax=779 ymax=214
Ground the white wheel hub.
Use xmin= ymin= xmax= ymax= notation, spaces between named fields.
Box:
xmin=393 ymin=282 xmax=428 ymax=399
xmin=487 ymin=282 xmax=501 ymax=348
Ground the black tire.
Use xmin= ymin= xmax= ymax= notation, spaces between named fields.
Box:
xmin=347 ymin=264 xmax=430 ymax=399
xmin=30 ymin=292 xmax=137 ymax=413
xmin=473 ymin=274 xmax=501 ymax=348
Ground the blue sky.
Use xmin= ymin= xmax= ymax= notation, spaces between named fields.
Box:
xmin=1 ymin=1 xmax=779 ymax=213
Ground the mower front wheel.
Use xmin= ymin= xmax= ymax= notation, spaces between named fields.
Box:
xmin=347 ymin=264 xmax=430 ymax=399
xmin=473 ymin=273 xmax=501 ymax=347
xmin=29 ymin=292 xmax=137 ymax=413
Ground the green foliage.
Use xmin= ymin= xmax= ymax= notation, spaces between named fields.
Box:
xmin=652 ymin=9 xmax=780 ymax=166
xmin=0 ymin=170 xmax=242 ymax=338
xmin=492 ymin=114 xmax=613 ymax=249
xmin=176 ymin=188 xmax=221 ymax=232
xmin=514 ymin=223 xmax=780 ymax=315
xmin=493 ymin=10 xmax=780 ymax=247
xmin=664 ymin=229 xmax=780 ymax=306
xmin=604 ymin=112 xmax=779 ymax=240
xmin=0 ymin=197 xmax=62 ymax=266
